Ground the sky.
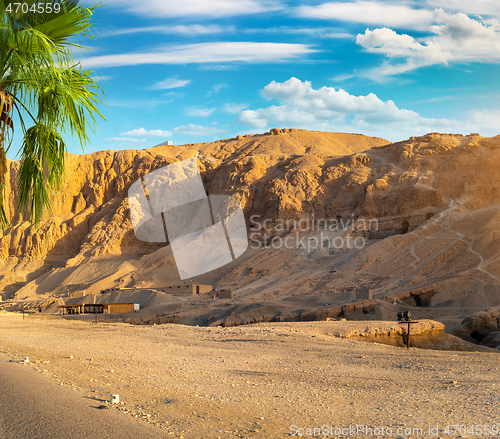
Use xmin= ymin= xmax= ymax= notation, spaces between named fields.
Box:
xmin=53 ymin=0 xmax=500 ymax=154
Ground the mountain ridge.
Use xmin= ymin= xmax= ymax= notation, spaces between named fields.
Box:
xmin=1 ymin=129 xmax=500 ymax=339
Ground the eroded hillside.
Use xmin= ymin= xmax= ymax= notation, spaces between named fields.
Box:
xmin=2 ymin=129 xmax=500 ymax=333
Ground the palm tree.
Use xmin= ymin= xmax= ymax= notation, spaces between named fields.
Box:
xmin=0 ymin=0 xmax=104 ymax=227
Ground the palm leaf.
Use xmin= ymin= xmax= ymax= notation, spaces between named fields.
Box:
xmin=0 ymin=0 xmax=105 ymax=227
xmin=17 ymin=123 xmax=66 ymax=223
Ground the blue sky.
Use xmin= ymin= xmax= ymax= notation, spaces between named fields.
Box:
xmin=62 ymin=0 xmax=500 ymax=154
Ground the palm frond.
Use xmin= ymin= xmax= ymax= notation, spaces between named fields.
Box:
xmin=36 ymin=63 xmax=105 ymax=146
xmin=17 ymin=123 xmax=66 ymax=224
xmin=0 ymin=1 xmax=105 ymax=227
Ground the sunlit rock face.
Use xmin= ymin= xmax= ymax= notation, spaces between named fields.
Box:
xmin=3 ymin=130 xmax=500 ymax=328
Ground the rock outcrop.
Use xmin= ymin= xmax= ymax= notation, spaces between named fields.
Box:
xmin=453 ymin=309 xmax=500 ymax=347
xmin=2 ymin=129 xmax=500 ymax=332
xmin=0 ymin=130 xmax=387 ymax=262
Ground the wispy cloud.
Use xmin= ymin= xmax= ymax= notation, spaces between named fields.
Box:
xmin=107 ymin=99 xmax=172 ymax=108
xmin=119 ymin=127 xmax=173 ymax=137
xmin=224 ymin=103 xmax=249 ymax=114
xmin=356 ymin=12 xmax=500 ymax=78
xmin=150 ymin=78 xmax=191 ymax=90
xmin=105 ymin=24 xmax=234 ymax=37
xmin=93 ymin=75 xmax=114 ymax=82
xmin=198 ymin=64 xmax=240 ymax=71
xmin=107 ymin=137 xmax=147 ymax=143
xmin=206 ymin=83 xmax=228 ymax=97
xmin=242 ymin=26 xmax=353 ymax=39
xmin=77 ymin=42 xmax=317 ymax=68
xmin=410 ymin=95 xmax=456 ymax=104
xmin=186 ymin=108 xmax=216 ymax=117
xmin=116 ymin=0 xmax=283 ymax=18
xmin=173 ymin=124 xmax=226 ymax=135
xmin=296 ymin=2 xmax=442 ymax=31
xmin=426 ymin=0 xmax=500 ymax=19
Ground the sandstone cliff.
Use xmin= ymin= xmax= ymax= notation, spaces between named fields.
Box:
xmin=0 ymin=129 xmax=387 ymax=262
xmin=2 ymin=129 xmax=500 ymax=334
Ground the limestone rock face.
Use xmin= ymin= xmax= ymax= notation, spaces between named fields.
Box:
xmin=4 ymin=129 xmax=500 ymax=324
xmin=1 ymin=130 xmax=388 ymax=261
xmin=0 ymin=130 xmax=495 ymax=264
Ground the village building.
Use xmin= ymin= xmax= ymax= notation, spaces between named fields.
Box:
xmin=60 ymin=303 xmax=140 ymax=315
xmin=100 ymin=283 xmax=213 ymax=297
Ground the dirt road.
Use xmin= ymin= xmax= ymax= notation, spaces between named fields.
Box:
xmin=0 ymin=314 xmax=499 ymax=438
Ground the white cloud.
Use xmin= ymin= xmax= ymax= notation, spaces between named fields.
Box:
xmin=206 ymin=83 xmax=228 ymax=97
xmin=242 ymin=26 xmax=353 ymax=39
xmin=237 ymin=104 xmax=321 ymax=128
xmin=298 ymin=0 xmax=500 ymax=30
xmin=78 ymin=42 xmax=317 ymax=69
xmin=105 ymin=24 xmax=234 ymax=37
xmin=426 ymin=0 xmax=500 ymax=18
xmin=116 ymin=0 xmax=282 ymax=18
xmin=151 ymin=78 xmax=191 ymax=90
xmin=224 ymin=103 xmax=249 ymax=114
xmin=320 ymin=32 xmax=354 ymax=39
xmin=469 ymin=109 xmax=500 ymax=131
xmin=186 ymin=108 xmax=215 ymax=117
xmin=236 ymin=77 xmax=465 ymax=139
xmin=297 ymin=2 xmax=443 ymax=31
xmin=198 ymin=64 xmax=240 ymax=71
xmin=108 ymin=99 xmax=172 ymax=108
xmin=94 ymin=75 xmax=113 ymax=82
xmin=295 ymin=1 xmax=500 ymax=78
xmin=356 ymin=12 xmax=500 ymax=77
xmin=107 ymin=137 xmax=147 ymax=143
xmin=261 ymin=78 xmax=313 ymax=102
xmin=173 ymin=124 xmax=226 ymax=136
xmin=119 ymin=127 xmax=173 ymax=137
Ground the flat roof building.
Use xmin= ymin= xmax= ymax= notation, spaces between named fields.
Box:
xmin=60 ymin=303 xmax=139 ymax=315
xmin=100 ymin=284 xmax=213 ymax=297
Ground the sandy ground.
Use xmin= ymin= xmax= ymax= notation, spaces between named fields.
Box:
xmin=0 ymin=314 xmax=499 ymax=439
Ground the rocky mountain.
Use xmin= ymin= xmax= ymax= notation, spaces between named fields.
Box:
xmin=0 ymin=129 xmax=387 ymax=262
xmin=2 ymin=128 xmax=500 ymax=340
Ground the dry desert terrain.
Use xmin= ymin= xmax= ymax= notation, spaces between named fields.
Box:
xmin=2 ymin=130 xmax=500 ymax=437
xmin=0 ymin=314 xmax=499 ymax=438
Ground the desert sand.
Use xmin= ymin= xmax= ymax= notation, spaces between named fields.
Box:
xmin=0 ymin=314 xmax=499 ymax=438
